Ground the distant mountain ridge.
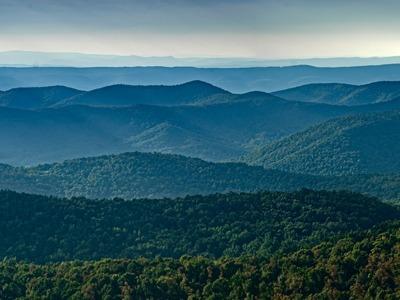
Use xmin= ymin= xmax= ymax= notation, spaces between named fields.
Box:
xmin=3 ymin=50 xmax=400 ymax=68
xmin=273 ymin=81 xmax=400 ymax=105
xmin=247 ymin=110 xmax=400 ymax=176
xmin=3 ymin=64 xmax=400 ymax=92
xmin=0 ymin=81 xmax=229 ymax=109
xmin=57 ymin=80 xmax=230 ymax=107
xmin=3 ymin=80 xmax=400 ymax=110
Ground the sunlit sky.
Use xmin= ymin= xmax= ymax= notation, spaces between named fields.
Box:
xmin=1 ymin=0 xmax=400 ymax=58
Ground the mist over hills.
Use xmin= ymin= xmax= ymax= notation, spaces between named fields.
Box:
xmin=247 ymin=111 xmax=400 ymax=176
xmin=0 ymin=98 xmax=332 ymax=165
xmin=1 ymin=80 xmax=400 ymax=165
xmin=2 ymin=64 xmax=400 ymax=93
xmin=3 ymin=51 xmax=400 ymax=68
xmin=274 ymin=81 xmax=400 ymax=105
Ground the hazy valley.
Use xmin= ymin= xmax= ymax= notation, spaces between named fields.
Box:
xmin=2 ymin=79 xmax=400 ymax=166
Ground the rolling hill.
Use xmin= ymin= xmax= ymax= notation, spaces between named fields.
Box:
xmin=273 ymin=81 xmax=400 ymax=105
xmin=0 ymin=151 xmax=400 ymax=201
xmin=0 ymin=152 xmax=317 ymax=199
xmin=0 ymin=86 xmax=82 ymax=109
xmin=247 ymin=111 xmax=400 ymax=176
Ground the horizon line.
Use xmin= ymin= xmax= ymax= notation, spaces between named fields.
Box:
xmin=2 ymin=50 xmax=400 ymax=61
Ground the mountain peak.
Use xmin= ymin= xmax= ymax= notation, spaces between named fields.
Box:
xmin=58 ymin=81 xmax=230 ymax=107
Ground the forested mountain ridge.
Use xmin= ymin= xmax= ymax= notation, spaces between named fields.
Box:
xmin=0 ymin=86 xmax=82 ymax=109
xmin=273 ymin=81 xmax=400 ymax=105
xmin=1 ymin=151 xmax=400 ymax=200
xmin=247 ymin=110 xmax=400 ymax=176
xmin=2 ymin=221 xmax=398 ymax=299
xmin=0 ymin=152 xmax=315 ymax=199
xmin=0 ymin=81 xmax=229 ymax=109
xmin=0 ymin=189 xmax=398 ymax=263
xmin=3 ymin=80 xmax=400 ymax=109
xmin=57 ymin=80 xmax=230 ymax=107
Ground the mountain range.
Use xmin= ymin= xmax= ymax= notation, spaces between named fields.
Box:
xmin=2 ymin=64 xmax=400 ymax=92
xmin=4 ymin=80 xmax=400 ymax=109
xmin=1 ymin=81 xmax=400 ymax=165
xmin=1 ymin=64 xmax=400 ymax=298
xmin=0 ymin=81 xmax=228 ymax=109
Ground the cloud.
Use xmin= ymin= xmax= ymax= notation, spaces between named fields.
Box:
xmin=0 ymin=0 xmax=399 ymax=58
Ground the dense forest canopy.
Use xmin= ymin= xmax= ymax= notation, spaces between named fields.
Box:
xmin=1 ymin=221 xmax=399 ymax=299
xmin=0 ymin=189 xmax=398 ymax=263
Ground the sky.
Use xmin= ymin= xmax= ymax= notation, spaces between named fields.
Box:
xmin=0 ymin=0 xmax=400 ymax=59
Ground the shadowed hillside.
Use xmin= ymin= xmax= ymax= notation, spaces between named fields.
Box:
xmin=0 ymin=94 xmax=350 ymax=164
xmin=0 ymin=86 xmax=82 ymax=109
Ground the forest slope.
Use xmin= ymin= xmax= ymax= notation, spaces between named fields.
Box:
xmin=247 ymin=111 xmax=400 ymax=176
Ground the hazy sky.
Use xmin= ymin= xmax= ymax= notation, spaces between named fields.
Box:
xmin=1 ymin=0 xmax=400 ymax=58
